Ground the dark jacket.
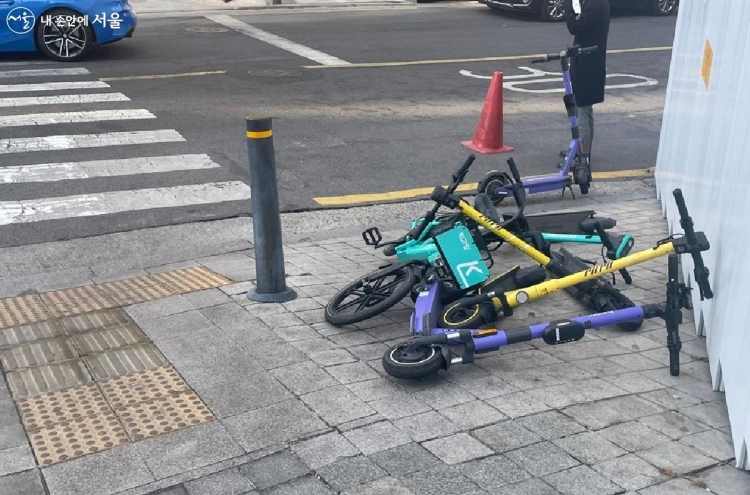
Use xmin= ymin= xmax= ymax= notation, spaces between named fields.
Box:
xmin=564 ymin=0 xmax=610 ymax=107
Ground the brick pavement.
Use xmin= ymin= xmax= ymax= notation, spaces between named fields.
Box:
xmin=1 ymin=194 xmax=748 ymax=495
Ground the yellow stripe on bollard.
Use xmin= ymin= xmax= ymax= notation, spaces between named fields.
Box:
xmin=247 ymin=130 xmax=273 ymax=139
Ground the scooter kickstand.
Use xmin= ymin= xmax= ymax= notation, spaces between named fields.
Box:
xmin=561 ymin=185 xmax=576 ymax=200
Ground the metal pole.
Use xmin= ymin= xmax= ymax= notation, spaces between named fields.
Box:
xmin=246 ymin=117 xmax=297 ymax=303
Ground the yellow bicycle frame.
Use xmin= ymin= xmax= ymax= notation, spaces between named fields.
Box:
xmin=456 ymin=198 xmax=676 ymax=310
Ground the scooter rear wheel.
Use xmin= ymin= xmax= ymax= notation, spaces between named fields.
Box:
xmin=382 ymin=343 xmax=446 ymax=379
xmin=325 ymin=265 xmax=419 ymax=326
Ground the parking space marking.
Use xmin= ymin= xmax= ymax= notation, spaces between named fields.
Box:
xmin=99 ymin=71 xmax=227 ymax=82
xmin=301 ymin=46 xmax=672 ymax=69
xmin=313 ymin=168 xmax=654 ymax=206
xmin=205 ymin=14 xmax=351 ymax=66
xmin=460 ymin=67 xmax=659 ymax=92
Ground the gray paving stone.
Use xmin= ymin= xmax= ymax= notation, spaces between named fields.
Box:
xmin=552 ymin=431 xmax=626 ymax=465
xmin=265 ymin=475 xmax=334 ymax=495
xmin=134 ymin=421 xmax=244 ymax=480
xmin=393 ymin=410 xmax=459 ymax=442
xmin=326 ymin=361 xmax=381 ymax=385
xmin=271 ymin=325 xmax=319 ymax=342
xmin=637 ymin=441 xmax=717 ymax=475
xmin=422 ymin=432 xmax=494 ymax=465
xmin=704 ymin=464 xmax=750 ymax=495
xmin=282 ymin=297 xmax=323 ymax=312
xmin=592 ymin=453 xmax=667 ymax=491
xmin=679 ymin=429 xmax=735 ymax=461
xmin=293 ymin=432 xmax=360 ymax=469
xmin=504 ymin=442 xmax=580 ymax=477
xmin=219 ymin=281 xmax=256 ymax=296
xmin=291 ymin=337 xmax=339 ymax=355
xmin=344 ymin=421 xmax=411 ymax=456
xmin=317 ymin=455 xmax=387 ymax=492
xmin=524 ymin=378 xmax=629 ymax=409
xmin=638 ymin=411 xmax=711 ymax=439
xmin=239 ymin=451 xmax=309 ymax=490
xmin=543 ymin=465 xmax=621 ymax=495
xmin=0 ymin=444 xmax=36 ymax=476
xmin=606 ymin=352 xmax=663 ymax=372
xmin=0 ymin=469 xmax=46 ymax=495
xmin=200 ymin=304 xmax=276 ymax=343
xmin=485 ymin=391 xmax=552 ymax=419
xmin=260 ymin=312 xmax=306 ymax=329
xmin=400 ymin=465 xmax=480 ymax=495
xmin=43 ymin=444 xmax=154 ymax=495
xmin=638 ymin=477 xmax=716 ymax=495
xmin=241 ymin=339 xmax=310 ymax=370
xmin=223 ymin=399 xmax=328 ymax=453
xmin=475 ymin=349 xmax=563 ymax=373
xmin=672 ymin=375 xmax=726 ymax=403
xmin=472 ymin=421 xmax=543 ymax=453
xmin=184 ymin=467 xmax=255 ymax=495
xmin=0 ymin=423 xmax=27 ymax=451
xmin=347 ymin=378 xmax=404 ymax=402
xmin=639 ymin=388 xmax=703 ymax=410
xmin=680 ymin=401 xmax=730 ymax=429
xmin=269 ymin=361 xmax=338 ymax=395
xmin=307 ymin=349 xmax=358 ymax=366
xmin=368 ymin=393 xmax=432 ymax=420
xmin=151 ymin=486 xmax=189 ymax=495
xmin=369 ymin=443 xmax=441 ymax=477
xmin=125 ymin=295 xmax=194 ymax=322
xmin=181 ymin=289 xmax=234 ymax=309
xmin=458 ymin=455 xmax=531 ymax=490
xmin=490 ymin=478 xmax=561 ymax=495
xmin=440 ymin=366 xmax=520 ymax=400
xmin=562 ymin=395 xmax=665 ymax=430
xmin=329 ymin=331 xmax=378 ymax=348
xmin=342 ymin=476 xmax=415 ymax=495
xmin=348 ymin=343 xmax=391 ymax=361
xmin=301 ymin=385 xmax=377 ymax=426
xmin=438 ymin=400 xmax=507 ymax=430
xmin=339 ymin=414 xmax=388 ymax=432
xmin=597 ymin=421 xmax=671 ymax=452
xmin=137 ymin=310 xmax=217 ymax=341
xmin=600 ymin=371 xmax=665 ymax=394
xmin=412 ymin=381 xmax=475 ymax=409
xmin=517 ymin=411 xmax=586 ymax=441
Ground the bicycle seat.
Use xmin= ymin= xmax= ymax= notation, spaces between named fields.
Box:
xmin=580 ymin=217 xmax=616 ymax=234
xmin=474 ymin=194 xmax=502 ymax=224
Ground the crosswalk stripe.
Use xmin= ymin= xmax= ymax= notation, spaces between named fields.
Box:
xmin=0 ymin=68 xmax=90 ymax=79
xmin=0 ymin=181 xmax=251 ymax=226
xmin=0 ymin=93 xmax=130 ymax=107
xmin=0 ymin=81 xmax=110 ymax=93
xmin=0 ymin=130 xmax=186 ymax=154
xmin=0 ymin=61 xmax=58 ymax=67
xmin=0 ymin=109 xmax=156 ymax=127
xmin=0 ymin=154 xmax=221 ymax=183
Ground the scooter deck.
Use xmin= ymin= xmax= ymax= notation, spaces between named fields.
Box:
xmin=501 ymin=210 xmax=616 ymax=235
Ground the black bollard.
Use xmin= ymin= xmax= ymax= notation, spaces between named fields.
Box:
xmin=246 ymin=117 xmax=297 ymax=303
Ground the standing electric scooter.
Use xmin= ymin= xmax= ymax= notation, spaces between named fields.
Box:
xmin=477 ymin=44 xmax=597 ymax=203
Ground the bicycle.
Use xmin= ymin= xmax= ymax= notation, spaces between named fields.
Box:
xmin=382 ymin=189 xmax=712 ymax=380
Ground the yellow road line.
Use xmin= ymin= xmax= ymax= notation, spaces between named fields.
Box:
xmin=313 ymin=168 xmax=654 ymax=206
xmin=302 ymin=46 xmax=672 ymax=70
xmin=99 ymin=70 xmax=227 ymax=82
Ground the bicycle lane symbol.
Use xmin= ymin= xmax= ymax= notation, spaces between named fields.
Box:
xmin=459 ymin=67 xmax=658 ymax=93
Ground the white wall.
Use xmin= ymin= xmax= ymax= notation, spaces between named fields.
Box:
xmin=654 ymin=0 xmax=750 ymax=470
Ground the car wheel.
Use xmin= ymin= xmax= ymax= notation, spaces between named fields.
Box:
xmin=539 ymin=0 xmax=566 ymax=22
xmin=35 ymin=9 xmax=94 ymax=62
xmin=650 ymin=0 xmax=678 ymax=16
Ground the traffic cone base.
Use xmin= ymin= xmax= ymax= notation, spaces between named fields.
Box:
xmin=462 ymin=71 xmax=514 ymax=154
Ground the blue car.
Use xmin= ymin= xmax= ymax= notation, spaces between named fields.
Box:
xmin=1 ymin=0 xmax=136 ymax=61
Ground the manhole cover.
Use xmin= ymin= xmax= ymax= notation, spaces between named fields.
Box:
xmin=247 ymin=68 xmax=303 ymax=78
xmin=186 ymin=27 xmax=228 ymax=33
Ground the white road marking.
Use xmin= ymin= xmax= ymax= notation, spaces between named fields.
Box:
xmin=0 ymin=81 xmax=110 ymax=92
xmin=0 ymin=154 xmax=221 ymax=184
xmin=0 ymin=109 xmax=156 ymax=127
xmin=0 ymin=68 xmax=90 ymax=78
xmin=0 ymin=93 xmax=130 ymax=107
xmin=205 ymin=14 xmax=351 ymax=66
xmin=0 ymin=130 xmax=186 ymax=154
xmin=459 ymin=67 xmax=549 ymax=80
xmin=0 ymin=181 xmax=251 ymax=226
xmin=0 ymin=61 xmax=57 ymax=67
xmin=459 ymin=67 xmax=659 ymax=92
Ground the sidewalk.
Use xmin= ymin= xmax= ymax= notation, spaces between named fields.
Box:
xmin=1 ymin=189 xmax=748 ymax=495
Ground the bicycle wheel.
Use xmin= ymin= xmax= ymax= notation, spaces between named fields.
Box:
xmin=325 ymin=265 xmax=419 ymax=326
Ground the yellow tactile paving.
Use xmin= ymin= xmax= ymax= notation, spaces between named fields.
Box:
xmin=16 ymin=383 xmax=112 ymax=431
xmin=59 ymin=309 xmax=132 ymax=334
xmin=118 ymin=390 xmax=214 ymax=441
xmin=41 ymin=286 xmax=118 ymax=318
xmin=152 ymin=266 xmax=232 ymax=293
xmin=99 ymin=276 xmax=177 ymax=307
xmin=0 ymin=337 xmax=78 ymax=371
xmin=0 ymin=295 xmax=53 ymax=330
xmin=0 ymin=320 xmax=67 ymax=351
xmin=99 ymin=365 xmax=191 ymax=411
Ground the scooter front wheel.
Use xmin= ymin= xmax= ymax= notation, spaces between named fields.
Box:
xmin=382 ymin=343 xmax=446 ymax=379
xmin=325 ymin=265 xmax=419 ymax=326
xmin=478 ymin=171 xmax=510 ymax=205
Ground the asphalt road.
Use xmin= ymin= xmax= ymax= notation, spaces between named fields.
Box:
xmin=0 ymin=1 xmax=676 ymax=247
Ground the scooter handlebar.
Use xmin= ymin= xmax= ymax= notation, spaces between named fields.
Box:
xmin=450 ymin=154 xmax=476 ymax=193
xmin=672 ymin=189 xmax=714 ymax=300
xmin=506 ymin=157 xmax=522 ymax=183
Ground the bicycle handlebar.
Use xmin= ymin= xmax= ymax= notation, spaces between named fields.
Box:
xmin=530 ymin=45 xmax=599 ymax=64
xmin=673 ymin=189 xmax=713 ymax=300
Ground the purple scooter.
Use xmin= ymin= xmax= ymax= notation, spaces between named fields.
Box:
xmin=477 ymin=45 xmax=598 ymax=204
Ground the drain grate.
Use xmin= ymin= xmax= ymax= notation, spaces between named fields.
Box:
xmin=0 ymin=320 xmax=66 ymax=350
xmin=16 ymin=383 xmax=112 ymax=430
xmin=28 ymin=413 xmax=130 ymax=466
xmin=0 ymin=337 xmax=79 ymax=371
xmin=119 ymin=390 xmax=214 ymax=441
xmin=60 ymin=309 xmax=132 ymax=334
xmin=99 ymin=365 xmax=190 ymax=410
xmin=41 ymin=286 xmax=118 ymax=318
xmin=152 ymin=266 xmax=232 ymax=294
xmin=0 ymin=295 xmax=53 ymax=330
xmin=100 ymin=276 xmax=177 ymax=307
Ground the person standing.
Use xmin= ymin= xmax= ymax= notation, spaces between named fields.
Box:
xmin=563 ymin=0 xmax=610 ymax=185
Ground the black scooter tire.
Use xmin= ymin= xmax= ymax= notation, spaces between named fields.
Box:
xmin=325 ymin=265 xmax=419 ymax=326
xmin=382 ymin=344 xmax=446 ymax=380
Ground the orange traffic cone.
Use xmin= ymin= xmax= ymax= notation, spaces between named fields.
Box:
xmin=462 ymin=71 xmax=514 ymax=154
